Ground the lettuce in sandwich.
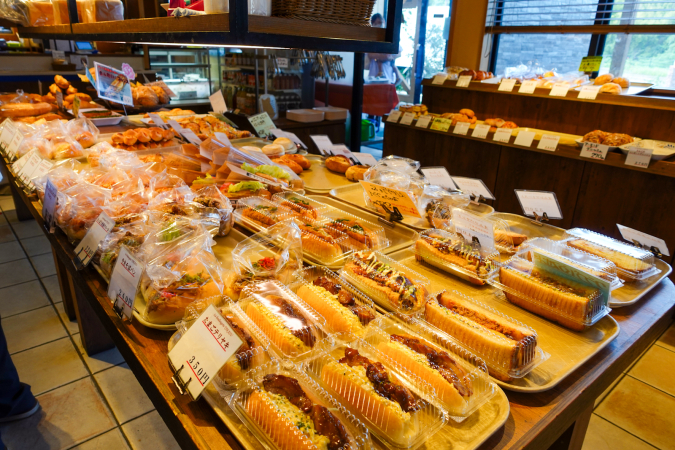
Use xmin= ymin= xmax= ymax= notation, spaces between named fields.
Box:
xmin=226 ymin=180 xmax=266 ymax=194
xmin=241 ymin=163 xmax=291 ymax=181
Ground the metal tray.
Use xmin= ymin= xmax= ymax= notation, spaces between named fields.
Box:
xmin=329 ymin=183 xmax=494 ymax=231
xmin=388 ymin=248 xmax=620 ymax=393
xmin=299 ymin=154 xmax=357 ymax=193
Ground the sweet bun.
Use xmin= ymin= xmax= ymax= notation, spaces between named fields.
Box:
xmin=282 ymin=154 xmax=310 ymax=170
xmin=272 ymin=157 xmax=302 ymax=174
xmin=149 ymin=127 xmax=164 ymax=142
xmin=594 ymin=73 xmax=614 ymax=85
xmin=150 ymin=86 xmax=170 ymax=104
xmin=599 ymin=83 xmax=622 ymax=95
xmin=54 ymin=75 xmax=70 ymax=89
xmin=613 ymin=77 xmax=630 ymax=88
xmin=459 ymin=108 xmax=475 ymax=118
xmin=0 ymin=102 xmax=52 ymax=118
xmin=123 ymin=130 xmax=139 ymax=146
xmin=136 ymin=129 xmax=151 ymax=143
xmin=273 ymin=137 xmax=295 ymax=153
xmin=262 ymin=144 xmax=284 ymax=157
xmin=75 ymin=131 xmax=96 ymax=148
xmin=345 ymin=165 xmax=369 ymax=181
xmin=66 ymin=85 xmax=78 ymax=95
xmin=325 ymin=156 xmax=352 ymax=173
xmin=49 ymin=84 xmax=62 ymax=95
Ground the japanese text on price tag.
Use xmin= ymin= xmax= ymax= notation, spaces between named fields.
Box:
xmin=107 ymin=246 xmax=143 ymax=319
xmin=493 ymin=128 xmax=513 ymax=143
xmin=359 ymin=180 xmax=421 ymax=218
xmin=451 ymin=176 xmax=495 ymax=200
xmin=74 ymin=213 xmax=115 ymax=268
xmin=248 ymin=112 xmax=275 ymax=138
xmin=452 ymin=121 xmax=470 ymax=135
xmin=617 ymin=224 xmax=670 ymax=257
xmin=472 ymin=124 xmax=490 ymax=139
xmin=432 ymin=74 xmax=447 ymax=85
xmin=625 ymin=146 xmax=652 ymax=168
xmin=519 ymin=80 xmax=538 ymax=94
xmin=310 ymin=135 xmax=333 ymax=155
xmin=498 ymin=79 xmax=517 ymax=92
xmin=399 ymin=112 xmax=415 ymax=126
xmin=580 ymin=142 xmax=609 ymax=160
xmin=537 ymin=134 xmax=560 ymax=152
xmin=416 ymin=115 xmax=432 ymax=128
xmin=515 ymin=190 xmax=563 ymax=219
xmin=420 ymin=167 xmax=457 ymax=190
xmin=431 ymin=118 xmax=452 ymax=132
xmin=452 ymin=208 xmax=495 ymax=250
xmin=387 ymin=110 xmax=402 ymax=123
xmin=456 ymin=75 xmax=472 ymax=87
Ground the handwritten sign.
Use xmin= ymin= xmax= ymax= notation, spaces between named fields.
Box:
xmin=400 ymin=112 xmax=415 ymax=126
xmin=452 ymin=122 xmax=470 ymax=135
xmin=580 ymin=142 xmax=609 ymax=160
xmin=625 ymin=146 xmax=652 ymax=168
xmin=456 ymin=75 xmax=472 ymax=87
xmin=209 ymin=90 xmax=227 ymax=114
xmin=537 ymin=134 xmax=560 ymax=152
xmin=421 ymin=167 xmax=457 ymax=190
xmin=514 ymin=190 xmax=563 ymax=219
xmin=359 ymin=180 xmax=421 ymax=218
xmin=493 ymin=128 xmax=512 ymax=143
xmin=514 ymin=130 xmax=536 ymax=147
xmin=617 ymin=224 xmax=670 ymax=257
xmin=310 ymin=135 xmax=333 ymax=155
xmin=74 ymin=213 xmax=115 ymax=267
xmin=578 ymin=85 xmax=601 ymax=100
xmin=107 ymin=246 xmax=143 ymax=319
xmin=519 ymin=80 xmax=538 ymax=94
xmin=431 ymin=118 xmax=452 ymax=132
xmin=579 ymin=56 xmax=603 ymax=72
xmin=549 ymin=82 xmax=570 ymax=97
xmin=0 ymin=120 xmax=17 ymax=151
xmin=387 ymin=110 xmax=402 ymax=123
xmin=432 ymin=74 xmax=447 ymax=85
xmin=416 ymin=115 xmax=432 ymax=128
xmin=472 ymin=124 xmax=491 ymax=139
xmin=451 ymin=176 xmax=495 ymax=200
xmin=248 ymin=112 xmax=275 ymax=138
xmin=452 ymin=207 xmax=495 ymax=250
xmin=498 ymin=79 xmax=517 ymax=92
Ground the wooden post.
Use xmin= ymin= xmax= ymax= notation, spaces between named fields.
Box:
xmin=445 ymin=0 xmax=491 ymax=70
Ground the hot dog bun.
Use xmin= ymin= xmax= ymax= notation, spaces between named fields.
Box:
xmin=296 ymin=284 xmax=366 ymax=336
xmin=244 ymin=301 xmax=312 ymax=356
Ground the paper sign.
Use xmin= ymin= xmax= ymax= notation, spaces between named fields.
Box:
xmin=430 ymin=118 xmax=452 ymax=132
xmin=73 ymin=95 xmax=81 ymax=118
xmin=472 ymin=124 xmax=491 ymax=139
xmin=519 ymin=80 xmax=538 ymax=94
xmin=31 ymin=159 xmax=54 ymax=183
xmin=107 ymin=246 xmax=143 ymax=319
xmin=310 ymin=135 xmax=334 ymax=155
xmin=18 ymin=153 xmax=42 ymax=185
xmin=452 ymin=207 xmax=495 ymax=250
xmin=227 ymin=163 xmax=282 ymax=186
xmin=452 ymin=176 xmax=495 ymax=200
xmin=537 ymin=134 xmax=560 ymax=152
xmin=549 ymin=82 xmax=570 ymax=97
xmin=400 ymin=112 xmax=415 ymax=126
xmin=456 ymin=75 xmax=472 ymax=87
xmin=0 ymin=120 xmax=17 ymax=150
xmin=74 ymin=212 xmax=115 ymax=268
xmin=6 ymin=129 xmax=24 ymax=157
xmin=168 ymin=304 xmax=244 ymax=400
xmin=248 ymin=112 xmax=275 ymax=138
xmin=11 ymin=149 xmax=35 ymax=177
xmin=432 ymin=74 xmax=447 ymax=85
xmin=94 ymin=62 xmax=133 ymax=106
xmin=277 ymin=57 xmax=289 ymax=68
xmin=579 ymin=56 xmax=603 ymax=72
xmin=617 ymin=224 xmax=670 ymax=257
xmin=498 ymin=79 xmax=517 ymax=92
xmin=56 ymin=92 xmax=63 ymax=110
xmin=514 ymin=190 xmax=563 ymax=219
xmin=387 ymin=110 xmax=402 ymax=123
xmin=578 ymin=85 xmax=601 ymax=100
xmin=43 ymin=179 xmax=58 ymax=232
xmin=209 ymin=90 xmax=227 ymax=114
xmin=514 ymin=130 xmax=536 ymax=147
xmin=625 ymin=146 xmax=652 ymax=168
xmin=580 ymin=142 xmax=609 ymax=160
xmin=359 ymin=180 xmax=421 ymax=218
xmin=167 ymin=119 xmax=184 ymax=135
xmin=213 ymin=132 xmax=232 ymax=148
xmin=421 ymin=167 xmax=457 ymax=190
xmin=493 ymin=128 xmax=513 ymax=143
xmin=452 ymin=122 xmax=470 ymax=135
xmin=416 ymin=115 xmax=432 ymax=128
xmin=330 ymin=145 xmax=359 ymax=164
xmin=180 ymin=129 xmax=202 ymax=147
xmin=52 ymin=50 xmax=65 ymax=61
xmin=148 ymin=113 xmax=167 ymax=128
xmin=354 ymin=153 xmax=378 ymax=166
xmin=145 ymin=80 xmax=178 ymax=98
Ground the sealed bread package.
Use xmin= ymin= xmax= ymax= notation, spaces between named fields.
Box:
xmin=66 ymin=118 xmax=99 ymax=149
xmin=271 ymin=192 xmax=330 ymax=220
xmin=234 ymin=196 xmax=293 ymax=232
xmin=319 ymin=208 xmax=389 ymax=252
xmin=191 ymin=185 xmax=233 ymax=236
xmin=96 ymin=222 xmax=148 ymax=279
xmin=55 ymin=183 xmax=111 ymax=242
xmin=226 ymin=146 xmax=304 ymax=192
xmin=33 ymin=162 xmax=80 ymax=202
xmin=148 ymin=170 xmax=187 ymax=198
xmin=292 ymin=217 xmax=355 ymax=266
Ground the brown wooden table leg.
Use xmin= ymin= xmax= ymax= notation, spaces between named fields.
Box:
xmin=547 ymin=402 xmax=594 ymax=450
xmin=68 ymin=272 xmax=115 ymax=355
xmin=2 ymin=166 xmax=32 ymax=221
xmin=53 ymin=248 xmax=76 ymax=320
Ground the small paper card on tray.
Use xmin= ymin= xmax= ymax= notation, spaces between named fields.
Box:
xmin=515 ymin=190 xmax=563 ymax=219
xmin=580 ymin=142 xmax=609 ymax=160
xmin=452 ymin=207 xmax=496 ymax=250
xmin=617 ymin=224 xmax=670 ymax=257
xmin=400 ymin=112 xmax=415 ymax=126
xmin=359 ymin=180 xmax=422 ymax=218
xmin=416 ymin=115 xmax=432 ymax=128
xmin=387 ymin=110 xmax=402 ymax=123
xmin=74 ymin=212 xmax=115 ymax=268
xmin=421 ymin=166 xmax=457 ymax=190
xmin=451 ymin=176 xmax=495 ymax=200
xmin=107 ymin=246 xmax=143 ymax=320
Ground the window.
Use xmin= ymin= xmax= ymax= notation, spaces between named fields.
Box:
xmin=600 ymin=34 xmax=675 ymax=86
xmin=493 ymin=34 xmax=592 ymax=75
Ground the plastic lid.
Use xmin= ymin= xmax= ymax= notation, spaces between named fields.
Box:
xmin=319 ymin=209 xmax=390 ymax=252
xmin=233 ymin=196 xmax=293 ymax=232
xmin=441 ymin=207 xmax=525 ymax=254
xmin=271 ymin=191 xmax=331 ymax=219
xmin=292 ymin=217 xmax=356 ymax=266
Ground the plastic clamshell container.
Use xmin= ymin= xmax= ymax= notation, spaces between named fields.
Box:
xmin=291 ymin=266 xmax=377 ymax=338
xmin=362 ymin=314 xmax=496 ymax=421
xmin=517 ymin=237 xmax=623 ymax=291
xmin=293 ymin=217 xmax=356 ymax=266
xmin=412 ymin=229 xmax=500 ymax=286
xmin=443 ymin=207 xmax=523 ymax=254
xmin=271 ymin=192 xmax=331 ymax=219
xmin=229 ymin=360 xmax=371 ymax=450
xmin=302 ymin=338 xmax=447 ymax=450
xmin=422 ymin=290 xmax=547 ymax=381
xmin=490 ymin=255 xmax=611 ymax=331
xmin=562 ymin=228 xmax=659 ymax=282
xmin=286 ymin=109 xmax=325 ymax=123
xmin=341 ymin=251 xmax=430 ymax=316
xmin=239 ymin=280 xmax=331 ymax=361
xmin=313 ymin=106 xmax=349 ymax=121
xmin=319 ymin=208 xmax=390 ymax=252
xmin=234 ymin=196 xmax=294 ymax=232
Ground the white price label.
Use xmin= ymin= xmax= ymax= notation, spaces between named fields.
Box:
xmin=180 ymin=129 xmax=202 ymax=147
xmin=472 ymin=124 xmax=491 ymax=139
xmin=580 ymin=142 xmax=609 ymax=160
xmin=451 ymin=176 xmax=495 ymax=200
xmin=277 ymin=57 xmax=289 ymax=69
xmin=166 ymin=119 xmax=184 ymax=135
xmin=415 ymin=115 xmax=432 ymax=128
xmin=0 ymin=120 xmax=17 ymax=149
xmin=399 ymin=112 xmax=415 ymax=126
xmin=11 ymin=149 xmax=35 ymax=175
xmin=30 ymin=160 xmax=54 ymax=187
xmin=452 ymin=208 xmax=496 ymax=250
xmin=270 ymin=129 xmax=306 ymax=149
xmin=56 ymin=92 xmax=64 ymax=110
xmin=493 ymin=128 xmax=513 ymax=143
xmin=498 ymin=79 xmax=517 ymax=92
xmin=6 ymin=129 xmax=24 ymax=157
xmin=514 ymin=130 xmax=536 ymax=147
xmin=387 ymin=110 xmax=402 ymax=123
xmin=453 ymin=122 xmax=470 ymax=135
xmin=52 ymin=50 xmax=66 ymax=61
xmin=354 ymin=153 xmax=378 ymax=166
xmin=617 ymin=224 xmax=670 ymax=257
xmin=43 ymin=179 xmax=58 ymax=232
xmin=168 ymin=304 xmax=244 ymax=399
xmin=537 ymin=134 xmax=560 ymax=152
xmin=515 ymin=190 xmax=563 ymax=219
xmin=549 ymin=82 xmax=570 ymax=97
xmin=209 ymin=90 xmax=227 ymax=114
xmin=213 ymin=132 xmax=232 ymax=148
xmin=310 ymin=135 xmax=334 ymax=155
xmin=107 ymin=246 xmax=143 ymax=319
xmin=18 ymin=153 xmax=42 ymax=185
xmin=432 ymin=74 xmax=448 ymax=85
xmin=148 ymin=113 xmax=167 ymax=128
xmin=456 ymin=75 xmax=472 ymax=87
xmin=248 ymin=112 xmax=275 ymax=138
xmin=578 ymin=85 xmax=601 ymax=100
xmin=74 ymin=212 xmax=115 ymax=268
xmin=625 ymin=146 xmax=652 ymax=168
xmin=420 ymin=167 xmax=457 ymax=190
xmin=330 ymin=144 xmax=358 ymax=163
xmin=519 ymin=80 xmax=538 ymax=94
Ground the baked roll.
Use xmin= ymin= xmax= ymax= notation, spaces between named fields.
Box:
xmin=594 ymin=73 xmax=614 ymax=85
xmin=326 ymin=218 xmax=383 ymax=250
xmin=298 ymin=223 xmax=345 ymax=262
xmin=599 ymin=83 xmax=622 ymax=95
xmin=345 ymin=165 xmax=369 ymax=181
xmin=613 ymin=77 xmax=630 ymax=88
xmin=325 ymin=156 xmax=352 ymax=174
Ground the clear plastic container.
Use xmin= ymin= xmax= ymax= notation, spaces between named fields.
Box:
xmin=271 ymin=192 xmax=331 ymax=220
xmin=562 ymin=228 xmax=659 ymax=282
xmin=440 ymin=207 xmax=527 ymax=254
xmin=363 ymin=314 xmax=495 ymax=421
xmin=239 ymin=280 xmax=330 ymax=361
xmin=490 ymin=255 xmax=611 ymax=331
xmin=319 ymin=209 xmax=389 ymax=252
xmin=412 ymin=229 xmax=499 ymax=286
xmin=423 ymin=290 xmax=547 ymax=381
xmin=293 ymin=217 xmax=355 ymax=266
xmin=302 ymin=338 xmax=447 ymax=450
xmin=291 ymin=266 xmax=377 ymax=338
xmin=229 ymin=360 xmax=371 ymax=450
xmin=341 ymin=251 xmax=430 ymax=316
xmin=234 ymin=196 xmax=293 ymax=232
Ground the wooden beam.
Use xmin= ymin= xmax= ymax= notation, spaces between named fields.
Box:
xmin=445 ymin=0 xmax=490 ymax=70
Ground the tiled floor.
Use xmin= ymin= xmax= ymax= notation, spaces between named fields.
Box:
xmin=1 ymin=193 xmax=674 ymax=450
xmin=0 ymin=197 xmax=180 ymax=450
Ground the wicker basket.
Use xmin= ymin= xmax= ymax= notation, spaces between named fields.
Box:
xmin=272 ymin=0 xmax=376 ymax=27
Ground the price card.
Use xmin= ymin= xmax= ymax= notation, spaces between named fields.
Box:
xmin=43 ymin=179 xmax=58 ymax=233
xmin=168 ymin=304 xmax=244 ymax=399
xmin=514 ymin=130 xmax=536 ymax=147
xmin=73 ymin=95 xmax=81 ymax=118
xmin=549 ymin=82 xmax=570 ymax=97
xmin=452 ymin=121 xmax=470 ymax=135
xmin=493 ymin=128 xmax=513 ymax=143
xmin=580 ymin=142 xmax=609 ymax=160
xmin=452 ymin=207 xmax=496 ymax=250
xmin=31 ymin=159 xmax=54 ymax=184
xmin=166 ymin=119 xmax=184 ymax=135
xmin=6 ymin=129 xmax=24 ymax=157
xmin=270 ymin=129 xmax=306 ymax=149
xmin=209 ymin=90 xmax=227 ymax=114
xmin=354 ymin=153 xmax=378 ymax=166
xmin=431 ymin=118 xmax=452 ymax=132
xmin=0 ymin=120 xmax=17 ymax=150
xmin=579 ymin=56 xmax=603 ymax=72
xmin=94 ymin=62 xmax=133 ymax=107
xmin=18 ymin=153 xmax=42 ymax=185
xmin=472 ymin=124 xmax=491 ymax=139
xmin=11 ymin=150 xmax=35 ymax=177
xmin=248 ymin=112 xmax=275 ymax=138
xmin=514 ymin=190 xmax=563 ymax=219
xmin=498 ymin=79 xmax=517 ymax=92
xmin=415 ymin=115 xmax=432 ymax=128
xmin=519 ymin=80 xmax=538 ymax=94
xmin=107 ymin=246 xmax=144 ymax=320
xmin=625 ymin=146 xmax=653 ymax=168
xmin=277 ymin=57 xmax=289 ymax=69
xmin=451 ymin=176 xmax=495 ymax=200
xmin=387 ymin=110 xmax=402 ymax=123
xmin=74 ymin=212 xmax=115 ymax=268
xmin=310 ymin=135 xmax=334 ymax=155
xmin=213 ymin=132 xmax=232 ymax=149
xmin=432 ymin=74 xmax=448 ymax=85
xmin=56 ymin=92 xmax=63 ymax=110
xmin=420 ymin=167 xmax=457 ymax=190
xmin=456 ymin=75 xmax=472 ymax=87
xmin=617 ymin=224 xmax=670 ymax=257
xmin=148 ymin=113 xmax=167 ymax=128
xmin=537 ymin=134 xmax=560 ymax=152
xmin=359 ymin=180 xmax=421 ymax=218
xmin=578 ymin=85 xmax=601 ymax=100
xmin=52 ymin=50 xmax=65 ymax=61
xmin=180 ymin=129 xmax=202 ymax=147
xmin=330 ymin=144 xmax=359 ymax=164
xmin=400 ymin=112 xmax=415 ymax=126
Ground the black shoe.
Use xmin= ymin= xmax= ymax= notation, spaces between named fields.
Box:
xmin=0 ymin=400 xmax=40 ymax=423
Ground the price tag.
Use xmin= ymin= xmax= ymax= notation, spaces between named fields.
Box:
xmin=148 ymin=113 xmax=167 ymax=128
xmin=72 ymin=95 xmax=81 ymax=118
xmin=166 ymin=119 xmax=184 ymax=135
xmin=43 ymin=179 xmax=58 ymax=233
xmin=387 ymin=110 xmax=402 ymax=123
xmin=456 ymin=75 xmax=472 ymax=87
xmin=359 ymin=180 xmax=421 ymax=218
xmin=11 ymin=150 xmax=35 ymax=176
xmin=451 ymin=176 xmax=495 ymax=200
xmin=617 ymin=224 xmax=670 ymax=257
xmin=209 ymin=90 xmax=227 ymax=114
xmin=168 ymin=304 xmax=244 ymax=400
xmin=430 ymin=118 xmax=452 ymax=132
xmin=52 ymin=50 xmax=66 ymax=61
xmin=6 ymin=129 xmax=24 ymax=157
xmin=74 ymin=212 xmax=115 ymax=268
xmin=270 ymin=129 xmax=306 ymax=149
xmin=420 ymin=167 xmax=457 ymax=190
xmin=18 ymin=153 xmax=42 ymax=185
xmin=519 ymin=80 xmax=538 ymax=94
xmin=107 ymin=246 xmax=143 ymax=320
xmin=498 ymin=79 xmax=517 ymax=92
xmin=31 ymin=159 xmax=54 ymax=184
xmin=578 ymin=85 xmax=601 ymax=100
xmin=580 ymin=142 xmax=609 ymax=160
xmin=452 ymin=208 xmax=496 ymax=250
xmin=121 ymin=63 xmax=136 ymax=81
xmin=493 ymin=128 xmax=513 ymax=143
xmin=579 ymin=56 xmax=603 ymax=72
xmin=472 ymin=124 xmax=491 ymax=139
xmin=452 ymin=121 xmax=470 ymax=135
xmin=549 ymin=82 xmax=570 ymax=97
xmin=514 ymin=190 xmax=563 ymax=219
xmin=0 ymin=120 xmax=17 ymax=150
xmin=248 ymin=112 xmax=275 ymax=138
xmin=400 ymin=112 xmax=415 ymax=126
xmin=330 ymin=144 xmax=359 ymax=164
xmin=310 ymin=135 xmax=334 ymax=155
xmin=277 ymin=57 xmax=289 ymax=69
xmin=180 ymin=129 xmax=202 ymax=147
xmin=537 ymin=134 xmax=560 ymax=152
xmin=432 ymin=74 xmax=448 ymax=85
xmin=625 ymin=146 xmax=652 ymax=168
xmin=415 ymin=115 xmax=432 ymax=128
xmin=354 ymin=153 xmax=378 ymax=166
xmin=514 ymin=130 xmax=536 ymax=147
xmin=56 ymin=92 xmax=63 ymax=110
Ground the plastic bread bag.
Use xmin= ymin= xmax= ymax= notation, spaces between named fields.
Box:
xmin=89 ymin=167 xmax=130 ymax=189
xmin=363 ymin=155 xmax=428 ymax=204
xmin=33 ymin=161 xmax=80 ymax=202
xmin=127 ymin=161 xmax=166 ymax=188
xmin=16 ymin=136 xmax=53 ymax=159
xmin=148 ymin=170 xmax=187 ymax=198
xmin=86 ymin=141 xmax=115 ymax=167
xmin=96 ymin=221 xmax=149 ymax=279
xmin=66 ymin=118 xmax=99 ymax=149
xmin=191 ymin=185 xmax=234 ymax=236
xmin=56 ymin=183 xmax=112 ymax=242
xmin=97 ymin=148 xmax=143 ymax=171
xmin=226 ymin=146 xmax=303 ymax=192
xmin=0 ymin=0 xmax=33 ymax=26
xmin=147 ymin=185 xmax=197 ymax=217
xmin=137 ymin=216 xmax=212 ymax=265
xmin=102 ymin=199 xmax=147 ymax=230
xmin=419 ymin=184 xmax=471 ymax=228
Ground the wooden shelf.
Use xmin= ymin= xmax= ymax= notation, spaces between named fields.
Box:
xmin=248 ymin=15 xmax=385 ymax=41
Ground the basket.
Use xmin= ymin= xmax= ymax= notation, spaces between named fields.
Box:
xmin=272 ymin=0 xmax=376 ymax=27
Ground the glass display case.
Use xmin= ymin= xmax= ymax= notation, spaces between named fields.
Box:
xmin=148 ymin=48 xmax=214 ymax=100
